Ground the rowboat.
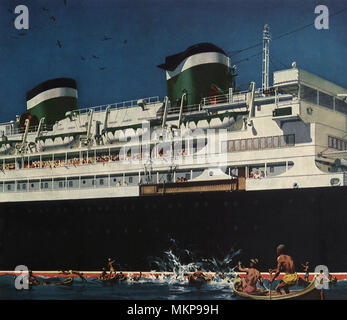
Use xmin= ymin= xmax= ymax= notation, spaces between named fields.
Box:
xmin=232 ymin=275 xmax=321 ymax=300
xmin=30 ymin=277 xmax=74 ymax=286
xmin=188 ymin=276 xmax=211 ymax=287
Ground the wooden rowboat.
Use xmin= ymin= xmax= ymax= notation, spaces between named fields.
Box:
xmin=188 ymin=276 xmax=211 ymax=287
xmin=232 ymin=275 xmax=321 ymax=300
xmin=30 ymin=277 xmax=74 ymax=286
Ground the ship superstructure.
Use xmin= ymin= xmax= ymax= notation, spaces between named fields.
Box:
xmin=1 ymin=34 xmax=347 ymax=271
xmin=0 ymin=54 xmax=347 ymax=202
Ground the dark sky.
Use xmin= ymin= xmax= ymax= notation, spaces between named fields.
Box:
xmin=0 ymin=0 xmax=346 ymax=122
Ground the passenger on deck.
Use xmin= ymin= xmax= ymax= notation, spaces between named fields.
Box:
xmin=237 ymin=259 xmax=265 ymax=294
xmin=269 ymin=244 xmax=298 ymax=294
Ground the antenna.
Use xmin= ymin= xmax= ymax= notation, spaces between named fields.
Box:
xmin=262 ymin=24 xmax=271 ymax=91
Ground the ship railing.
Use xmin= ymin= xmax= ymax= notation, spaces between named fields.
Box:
xmin=0 ymin=123 xmax=54 ymax=136
xmin=74 ymin=96 xmax=161 ymax=115
xmin=201 ymin=86 xmax=295 ymax=108
xmin=156 ymin=104 xmax=201 ymax=117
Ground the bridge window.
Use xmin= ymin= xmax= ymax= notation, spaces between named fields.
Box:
xmin=300 ymin=85 xmax=317 ymax=105
xmin=319 ymin=91 xmax=333 ymax=110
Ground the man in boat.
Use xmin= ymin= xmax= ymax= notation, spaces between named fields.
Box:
xmin=269 ymin=244 xmax=298 ymax=294
xmin=114 ymin=271 xmax=127 ymax=281
xmin=301 ymin=261 xmax=310 ymax=282
xmin=108 ymin=258 xmax=116 ymax=276
xmin=237 ymin=259 xmax=265 ymax=294
xmin=99 ymin=267 xmax=109 ymax=280
xmin=28 ymin=270 xmax=40 ymax=286
xmin=59 ymin=269 xmax=87 ymax=282
xmin=192 ymin=266 xmax=208 ymax=280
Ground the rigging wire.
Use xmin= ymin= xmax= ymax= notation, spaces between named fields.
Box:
xmin=227 ymin=6 xmax=347 ymax=58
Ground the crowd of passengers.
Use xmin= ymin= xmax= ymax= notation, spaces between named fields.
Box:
xmin=0 ymin=148 xmax=188 ymax=170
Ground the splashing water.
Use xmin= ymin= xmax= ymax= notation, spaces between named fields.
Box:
xmin=148 ymin=242 xmax=242 ymax=283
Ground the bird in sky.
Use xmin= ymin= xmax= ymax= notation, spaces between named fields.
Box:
xmin=50 ymin=16 xmax=56 ymax=22
xmin=92 ymin=55 xmax=100 ymax=59
xmin=99 ymin=67 xmax=106 ymax=70
xmin=56 ymin=40 xmax=62 ymax=48
xmin=102 ymin=35 xmax=112 ymax=41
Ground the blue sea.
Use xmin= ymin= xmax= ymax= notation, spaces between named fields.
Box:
xmin=0 ymin=275 xmax=346 ymax=300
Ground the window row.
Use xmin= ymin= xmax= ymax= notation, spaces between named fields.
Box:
xmin=328 ymin=136 xmax=347 ymax=151
xmin=223 ymin=134 xmax=295 ymax=153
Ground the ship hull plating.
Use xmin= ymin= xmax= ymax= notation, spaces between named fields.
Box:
xmin=0 ymin=186 xmax=346 ymax=271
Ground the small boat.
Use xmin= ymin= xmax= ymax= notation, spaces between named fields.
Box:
xmin=30 ymin=277 xmax=74 ymax=286
xmin=188 ymin=276 xmax=211 ymax=287
xmin=232 ymin=275 xmax=321 ymax=300
xmin=100 ymin=274 xmax=128 ymax=285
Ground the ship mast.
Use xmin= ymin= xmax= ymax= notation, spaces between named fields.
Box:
xmin=262 ymin=24 xmax=271 ymax=91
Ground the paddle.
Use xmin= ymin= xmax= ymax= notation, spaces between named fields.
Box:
xmin=269 ymin=270 xmax=272 ymax=300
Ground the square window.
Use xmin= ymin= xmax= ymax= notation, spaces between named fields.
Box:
xmin=267 ymin=137 xmax=273 ymax=148
xmin=247 ymin=139 xmax=252 ymax=150
xmin=241 ymin=140 xmax=246 ymax=151
xmin=260 ymin=138 xmax=266 ymax=149
xmin=100 ymin=179 xmax=104 ymax=185
xmin=234 ymin=140 xmax=240 ymax=151
xmin=228 ymin=140 xmax=234 ymax=152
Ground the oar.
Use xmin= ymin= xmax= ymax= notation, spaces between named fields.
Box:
xmin=269 ymin=271 xmax=272 ymax=300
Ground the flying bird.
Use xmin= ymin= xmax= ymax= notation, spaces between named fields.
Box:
xmin=102 ymin=36 xmax=112 ymax=41
xmin=56 ymin=40 xmax=62 ymax=48
xmin=99 ymin=67 xmax=106 ymax=70
xmin=50 ymin=16 xmax=56 ymax=22
xmin=92 ymin=55 xmax=100 ymax=59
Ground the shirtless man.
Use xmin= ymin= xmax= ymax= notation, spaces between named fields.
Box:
xmin=238 ymin=259 xmax=265 ymax=294
xmin=193 ymin=266 xmax=207 ymax=280
xmin=108 ymin=258 xmax=116 ymax=276
xmin=301 ymin=261 xmax=310 ymax=282
xmin=269 ymin=244 xmax=298 ymax=294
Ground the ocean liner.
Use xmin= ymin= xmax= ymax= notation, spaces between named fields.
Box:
xmin=1 ymin=26 xmax=347 ymax=272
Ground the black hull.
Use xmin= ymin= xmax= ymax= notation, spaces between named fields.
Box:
xmin=0 ymin=186 xmax=346 ymax=271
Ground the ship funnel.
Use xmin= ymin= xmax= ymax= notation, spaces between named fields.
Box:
xmin=158 ymin=43 xmax=235 ymax=110
xmin=25 ymin=78 xmax=78 ymax=126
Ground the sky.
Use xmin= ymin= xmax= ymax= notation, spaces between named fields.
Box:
xmin=0 ymin=0 xmax=346 ymax=122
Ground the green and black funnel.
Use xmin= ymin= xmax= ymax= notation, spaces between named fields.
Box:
xmin=158 ymin=43 xmax=235 ymax=110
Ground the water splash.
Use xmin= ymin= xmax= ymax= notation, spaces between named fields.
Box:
xmin=148 ymin=242 xmax=242 ymax=283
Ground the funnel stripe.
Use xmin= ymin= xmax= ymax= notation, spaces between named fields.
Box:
xmin=166 ymin=52 xmax=230 ymax=80
xmin=26 ymin=78 xmax=77 ymax=101
xmin=27 ymin=87 xmax=78 ymax=110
